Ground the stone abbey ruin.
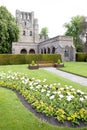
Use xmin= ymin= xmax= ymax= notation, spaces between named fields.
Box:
xmin=12 ymin=10 xmax=76 ymax=61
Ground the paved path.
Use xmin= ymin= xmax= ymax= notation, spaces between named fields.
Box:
xmin=43 ymin=67 xmax=87 ymax=87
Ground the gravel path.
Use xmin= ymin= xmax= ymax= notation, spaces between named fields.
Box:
xmin=43 ymin=67 xmax=87 ymax=87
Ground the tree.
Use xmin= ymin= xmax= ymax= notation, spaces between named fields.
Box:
xmin=64 ymin=15 xmax=83 ymax=51
xmin=0 ymin=6 xmax=20 ymax=53
xmin=40 ymin=27 xmax=48 ymax=36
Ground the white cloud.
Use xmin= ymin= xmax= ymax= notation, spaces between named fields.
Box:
xmin=0 ymin=0 xmax=87 ymax=37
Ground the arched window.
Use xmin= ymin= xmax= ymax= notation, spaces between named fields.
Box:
xmin=48 ymin=48 xmax=50 ymax=54
xmin=29 ymin=49 xmax=35 ymax=54
xmin=20 ymin=49 xmax=27 ymax=54
xmin=44 ymin=48 xmax=46 ymax=54
xmin=41 ymin=49 xmax=43 ymax=54
xmin=25 ymin=22 xmax=26 ymax=26
xmin=52 ymin=47 xmax=55 ymax=54
xmin=64 ymin=49 xmax=69 ymax=57
xmin=23 ymin=31 xmax=26 ymax=35
xmin=30 ymin=31 xmax=32 ymax=36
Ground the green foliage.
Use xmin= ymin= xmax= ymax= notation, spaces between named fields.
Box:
xmin=40 ymin=27 xmax=48 ymax=36
xmin=76 ymin=44 xmax=84 ymax=52
xmin=57 ymin=59 xmax=61 ymax=64
xmin=76 ymin=53 xmax=87 ymax=61
xmin=31 ymin=60 xmax=35 ymax=66
xmin=64 ymin=15 xmax=83 ymax=50
xmin=0 ymin=54 xmax=61 ymax=65
xmin=0 ymin=6 xmax=20 ymax=53
xmin=1 ymin=88 xmax=86 ymax=130
xmin=0 ymin=71 xmax=87 ymax=127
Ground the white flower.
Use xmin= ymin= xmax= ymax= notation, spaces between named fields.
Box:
xmin=32 ymin=77 xmax=35 ymax=80
xmin=33 ymin=82 xmax=38 ymax=85
xmin=77 ymin=90 xmax=84 ymax=95
xmin=71 ymin=88 xmax=75 ymax=91
xmin=66 ymin=95 xmax=74 ymax=101
xmin=30 ymin=86 xmax=34 ymax=89
xmin=77 ymin=89 xmax=81 ymax=93
xmin=84 ymin=96 xmax=87 ymax=99
xmin=59 ymin=94 xmax=64 ymax=98
xmin=54 ymin=83 xmax=57 ymax=86
xmin=35 ymin=79 xmax=41 ymax=83
xmin=41 ymin=89 xmax=45 ymax=93
xmin=46 ymin=93 xmax=50 ymax=97
xmin=36 ymin=85 xmax=41 ymax=89
xmin=69 ymin=86 xmax=72 ymax=88
xmin=49 ymin=84 xmax=52 ymax=88
xmin=66 ymin=92 xmax=71 ymax=95
xmin=50 ymin=95 xmax=55 ymax=99
xmin=22 ymin=80 xmax=25 ymax=84
xmin=47 ymin=90 xmax=50 ymax=93
xmin=42 ymin=79 xmax=47 ymax=82
xmin=67 ymin=96 xmax=72 ymax=101
xmin=21 ymin=76 xmax=25 ymax=80
xmin=66 ymin=87 xmax=69 ymax=89
xmin=80 ymin=97 xmax=84 ymax=101
xmin=44 ymin=85 xmax=48 ymax=88
xmin=57 ymin=91 xmax=61 ymax=94
xmin=60 ymin=87 xmax=64 ymax=90
xmin=58 ymin=83 xmax=61 ymax=86
xmin=53 ymin=91 xmax=57 ymax=94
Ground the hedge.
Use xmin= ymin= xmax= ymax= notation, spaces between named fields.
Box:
xmin=76 ymin=53 xmax=87 ymax=61
xmin=0 ymin=54 xmax=61 ymax=65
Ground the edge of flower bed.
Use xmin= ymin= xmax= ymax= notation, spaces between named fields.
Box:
xmin=1 ymin=86 xmax=87 ymax=128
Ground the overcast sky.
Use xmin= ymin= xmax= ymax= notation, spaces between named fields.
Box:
xmin=0 ymin=0 xmax=87 ymax=37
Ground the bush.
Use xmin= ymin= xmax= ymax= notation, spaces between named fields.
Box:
xmin=31 ymin=60 xmax=35 ymax=66
xmin=57 ymin=59 xmax=61 ymax=64
xmin=76 ymin=53 xmax=87 ymax=61
xmin=0 ymin=54 xmax=62 ymax=65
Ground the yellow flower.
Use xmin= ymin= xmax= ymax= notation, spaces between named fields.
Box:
xmin=67 ymin=117 xmax=72 ymax=121
xmin=51 ymin=86 xmax=56 ymax=90
xmin=71 ymin=113 xmax=77 ymax=119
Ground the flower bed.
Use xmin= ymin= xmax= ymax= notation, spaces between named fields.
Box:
xmin=54 ymin=63 xmax=64 ymax=68
xmin=28 ymin=64 xmax=39 ymax=69
xmin=0 ymin=71 xmax=87 ymax=126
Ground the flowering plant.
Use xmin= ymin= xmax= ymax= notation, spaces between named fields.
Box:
xmin=0 ymin=71 xmax=87 ymax=126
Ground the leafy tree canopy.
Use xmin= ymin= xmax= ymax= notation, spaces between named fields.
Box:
xmin=40 ymin=27 xmax=48 ymax=36
xmin=0 ymin=6 xmax=20 ymax=53
xmin=64 ymin=15 xmax=83 ymax=48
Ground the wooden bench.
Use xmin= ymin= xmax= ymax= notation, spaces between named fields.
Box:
xmin=36 ymin=61 xmax=54 ymax=67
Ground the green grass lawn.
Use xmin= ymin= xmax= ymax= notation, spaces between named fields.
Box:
xmin=0 ymin=64 xmax=87 ymax=130
xmin=0 ymin=87 xmax=87 ymax=130
xmin=59 ymin=62 xmax=87 ymax=77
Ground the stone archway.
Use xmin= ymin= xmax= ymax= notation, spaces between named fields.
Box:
xmin=20 ymin=49 xmax=27 ymax=54
xmin=48 ymin=47 xmax=50 ymax=54
xmin=52 ymin=47 xmax=55 ymax=54
xmin=41 ymin=49 xmax=43 ymax=54
xmin=44 ymin=48 xmax=46 ymax=54
xmin=29 ymin=49 xmax=35 ymax=54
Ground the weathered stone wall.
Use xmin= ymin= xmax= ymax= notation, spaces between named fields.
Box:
xmin=38 ymin=36 xmax=76 ymax=61
xmin=12 ymin=10 xmax=76 ymax=61
xmin=16 ymin=10 xmax=39 ymax=43
xmin=12 ymin=42 xmax=38 ymax=54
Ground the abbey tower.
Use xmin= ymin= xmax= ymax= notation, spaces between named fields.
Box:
xmin=16 ymin=10 xmax=39 ymax=43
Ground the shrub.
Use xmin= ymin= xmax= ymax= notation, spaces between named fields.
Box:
xmin=31 ymin=60 xmax=35 ymax=66
xmin=0 ymin=54 xmax=62 ymax=65
xmin=76 ymin=53 xmax=87 ymax=61
xmin=57 ymin=59 xmax=61 ymax=64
